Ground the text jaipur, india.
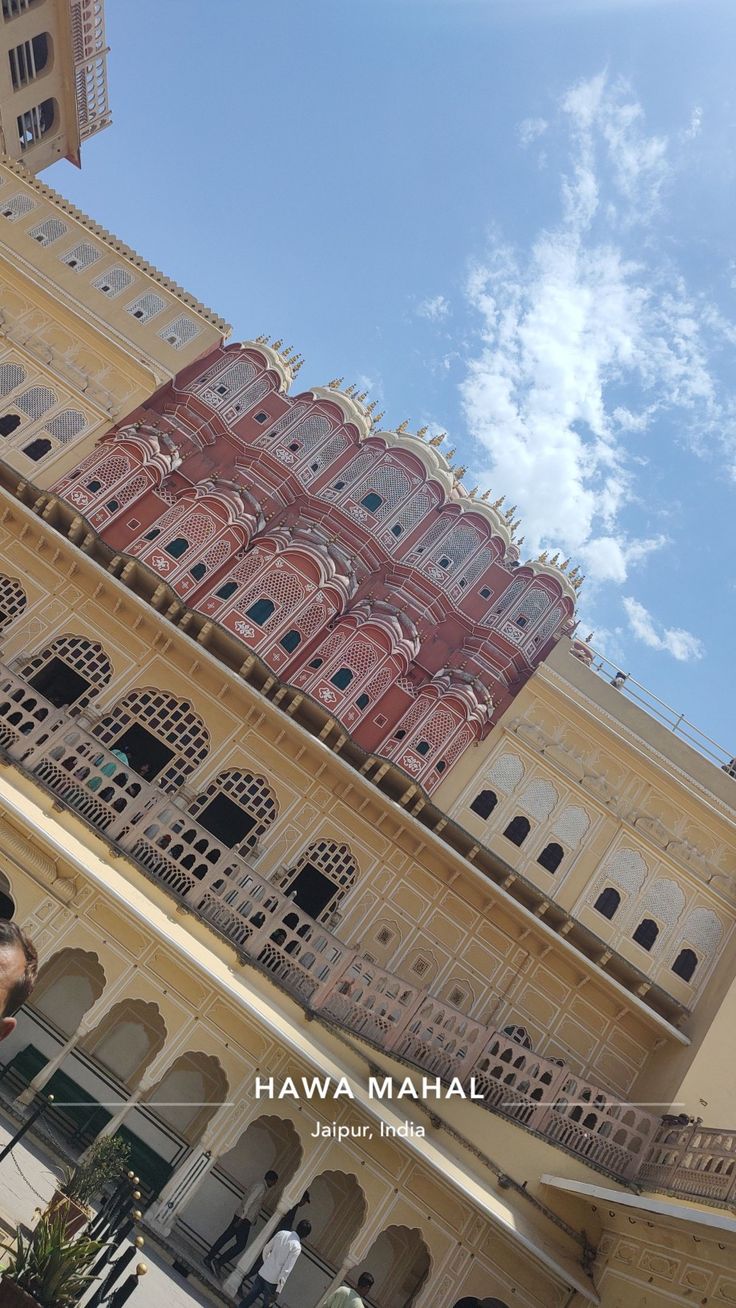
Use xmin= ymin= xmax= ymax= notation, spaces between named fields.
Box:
xmin=254 ymin=1075 xmax=484 ymax=1101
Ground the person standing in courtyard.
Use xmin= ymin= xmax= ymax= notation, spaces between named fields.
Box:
xmin=323 ymin=1272 xmax=375 ymax=1308
xmin=204 ymin=1170 xmax=278 ymax=1276
xmin=238 ymin=1218 xmax=311 ymax=1308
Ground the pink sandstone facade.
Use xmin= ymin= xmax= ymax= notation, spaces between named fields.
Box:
xmin=52 ymin=341 xmax=581 ymax=794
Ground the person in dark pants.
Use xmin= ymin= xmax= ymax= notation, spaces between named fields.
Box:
xmin=238 ymin=1219 xmax=311 ymax=1308
xmin=204 ymin=1170 xmax=278 ymax=1277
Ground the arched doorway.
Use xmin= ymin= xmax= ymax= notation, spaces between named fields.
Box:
xmin=176 ymin=1114 xmax=303 ymax=1269
xmin=189 ymin=769 xmax=278 ymax=852
xmin=354 ymin=1226 xmax=431 ymax=1308
xmin=0 ymin=947 xmax=105 ymax=1097
xmin=276 ymin=1170 xmax=367 ymax=1305
xmin=278 ymin=840 xmax=357 ymax=921
xmin=121 ymin=1051 xmax=229 ymax=1202
xmin=19 ymin=635 xmax=112 ymax=710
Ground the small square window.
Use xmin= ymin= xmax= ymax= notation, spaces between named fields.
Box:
xmin=127 ymin=519 xmax=141 ymax=530
xmin=391 ymin=523 xmax=403 ymax=537
xmin=254 ymin=411 xmax=269 ymax=423
xmin=480 ymin=587 xmax=491 ymax=598
xmin=374 ymin=714 xmax=388 ymax=727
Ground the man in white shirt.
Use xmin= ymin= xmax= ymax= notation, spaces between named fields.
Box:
xmin=204 ymin=1170 xmax=278 ymax=1276
xmin=323 ymin=1272 xmax=375 ymax=1308
xmin=238 ymin=1218 xmax=312 ymax=1307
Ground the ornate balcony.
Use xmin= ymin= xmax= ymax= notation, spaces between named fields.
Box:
xmin=0 ymin=663 xmax=713 ymax=1194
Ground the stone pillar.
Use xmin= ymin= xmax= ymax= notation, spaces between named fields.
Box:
xmin=15 ymin=998 xmax=114 ymax=1106
xmin=317 ymin=1252 xmax=359 ymax=1306
xmin=146 ymin=1147 xmax=219 ymax=1237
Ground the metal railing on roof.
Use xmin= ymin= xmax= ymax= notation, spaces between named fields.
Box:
xmin=578 ymin=644 xmax=736 ymax=774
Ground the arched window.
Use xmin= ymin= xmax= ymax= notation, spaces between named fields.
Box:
xmin=245 ymin=597 xmax=275 ymax=626
xmin=633 ymin=918 xmax=659 ymax=951
xmin=0 ymin=414 xmax=21 ymax=436
xmin=280 ymin=629 xmax=301 ymax=653
xmin=0 ymin=574 xmax=26 ymax=630
xmin=94 ymin=688 xmax=209 ymax=789
xmin=594 ymin=887 xmax=620 ymax=919
xmin=470 ymin=789 xmax=497 ymax=819
xmin=22 ymin=438 xmax=52 ymax=462
xmin=189 ymin=563 xmax=207 ymax=582
xmin=144 ymin=527 xmax=160 ymax=541
xmin=189 ymin=769 xmax=277 ymax=850
xmin=308 ymin=657 xmax=323 ymax=669
xmin=331 ymin=667 xmax=353 ymax=690
xmin=361 ymin=491 xmax=383 ymax=512
xmin=416 ymin=740 xmax=430 ymax=756
xmin=672 ymin=948 xmax=698 ymax=982
xmin=164 ymin=537 xmax=189 ymax=559
xmin=355 ymin=693 xmax=370 ymax=710
xmin=503 ymin=815 xmax=530 ymax=846
xmin=20 ymin=636 xmax=112 ymax=710
xmin=0 ymin=870 xmax=14 ymax=921
xmin=537 ymin=842 xmax=564 ymax=873
xmin=281 ymin=840 xmax=357 ymax=920
xmin=216 ymin=580 xmax=238 ymax=600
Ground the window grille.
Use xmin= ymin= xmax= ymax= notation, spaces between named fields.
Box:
xmin=351 ymin=463 xmax=412 ymax=521
xmin=278 ymin=414 xmax=331 ymax=454
xmin=302 ymin=432 xmax=350 ymax=481
xmin=157 ymin=314 xmax=201 ymax=348
xmin=430 ymin=523 xmax=482 ymax=571
xmin=60 ymin=242 xmax=101 ymax=272
xmin=407 ymin=516 xmax=451 ymax=561
xmin=0 ymin=573 xmax=26 ymax=629
xmin=190 ymin=769 xmax=277 ymax=846
xmin=386 ymin=488 xmax=434 ymax=545
xmin=20 ymin=635 xmax=112 ymax=707
xmin=0 ymin=363 xmax=25 ymax=396
xmin=281 ymin=840 xmax=357 ymax=915
xmin=126 ymin=292 xmax=166 ymax=323
xmin=510 ymin=587 xmax=550 ymax=628
xmin=92 ymin=266 xmax=134 ymax=297
xmin=679 ymin=908 xmax=722 ymax=956
xmin=28 ymin=217 xmax=68 ymax=246
xmin=0 ymin=193 xmax=37 ymax=221
xmin=486 ymin=752 xmax=525 ymax=794
xmin=494 ymin=578 xmax=527 ymax=614
xmin=235 ymin=568 xmax=305 ymax=633
xmin=598 ymin=847 xmax=647 ymax=893
xmin=518 ymin=778 xmax=558 ymax=820
xmin=45 ymin=410 xmax=87 ymax=444
xmin=16 ymin=385 xmax=55 ymax=419
xmin=553 ymin=805 xmax=590 ymax=847
xmin=194 ymin=359 xmax=256 ymax=404
xmin=94 ymin=687 xmax=210 ymax=791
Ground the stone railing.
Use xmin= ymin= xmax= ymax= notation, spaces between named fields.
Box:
xmin=0 ymin=666 xmax=663 ymax=1184
xmin=638 ymin=1121 xmax=736 ymax=1207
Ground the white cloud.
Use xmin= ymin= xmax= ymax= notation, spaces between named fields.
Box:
xmin=459 ymin=72 xmax=735 ymax=587
xmin=622 ymin=596 xmax=705 ymax=661
xmin=417 ymin=294 xmax=450 ymax=322
xmin=682 ymin=105 xmax=703 ymax=141
xmin=519 ymin=117 xmax=548 ymax=148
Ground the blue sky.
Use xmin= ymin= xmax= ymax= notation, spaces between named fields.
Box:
xmin=49 ymin=0 xmax=736 ymax=752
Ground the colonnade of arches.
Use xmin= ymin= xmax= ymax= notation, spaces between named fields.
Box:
xmin=0 ymin=943 xmax=516 ymax=1308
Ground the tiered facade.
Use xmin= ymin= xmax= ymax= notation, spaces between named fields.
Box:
xmin=52 ymin=341 xmax=580 ymax=794
xmin=0 ymin=140 xmax=733 ymax=1308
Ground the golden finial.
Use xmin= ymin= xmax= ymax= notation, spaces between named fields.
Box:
xmin=366 ymin=400 xmax=377 ymax=413
xmin=282 ymin=345 xmax=294 ymax=357
xmin=345 ymin=383 xmax=356 ymax=396
xmin=511 ymin=519 xmax=521 ymax=532
xmin=373 ymin=410 xmax=385 ymax=425
xmin=292 ymin=359 xmax=304 ymax=374
xmin=560 ymin=557 xmax=570 ymax=571
xmin=255 ymin=334 xmax=268 ymax=344
xmin=568 ymin=565 xmax=579 ymax=578
xmin=356 ymin=390 xmax=368 ymax=403
xmin=492 ymin=496 xmax=505 ymax=510
xmin=538 ymin=550 xmax=549 ymax=562
xmin=454 ymin=465 xmax=467 ymax=478
xmin=396 ymin=420 xmax=409 ymax=434
xmin=480 ymin=488 xmax=491 ymax=501
xmin=550 ymin=551 xmax=560 ymax=565
xmin=428 ymin=432 xmax=445 ymax=447
xmin=585 ymin=631 xmax=594 ymax=642
xmin=272 ymin=339 xmax=283 ymax=350
xmin=446 ymin=446 xmax=456 ymax=460
xmin=417 ymin=425 xmax=429 ymax=438
xmin=328 ymin=377 xmax=343 ymax=389
xmin=517 ymin=535 xmax=525 ymax=547
xmin=468 ymin=486 xmax=478 ymax=497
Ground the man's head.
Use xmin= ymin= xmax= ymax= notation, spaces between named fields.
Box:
xmin=0 ymin=921 xmax=37 ymax=1040
xmin=358 ymin=1274 xmax=374 ymax=1294
xmin=265 ymin=1170 xmax=278 ymax=1187
xmin=295 ymin=1219 xmax=311 ymax=1239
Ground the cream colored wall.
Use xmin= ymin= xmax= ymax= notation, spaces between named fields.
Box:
xmin=436 ymin=642 xmax=736 ymax=1051
xmin=0 ymin=783 xmax=582 ymax=1308
xmin=0 ymin=157 xmax=228 ymax=485
xmin=0 ymin=498 xmax=688 ymax=1103
xmin=0 ymin=0 xmax=80 ymax=172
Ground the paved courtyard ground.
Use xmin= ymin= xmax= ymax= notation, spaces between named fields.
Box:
xmin=0 ymin=1117 xmax=218 ymax=1308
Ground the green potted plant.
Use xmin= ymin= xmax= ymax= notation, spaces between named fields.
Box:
xmin=45 ymin=1136 xmax=131 ymax=1237
xmin=0 ymin=1212 xmax=101 ymax=1307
